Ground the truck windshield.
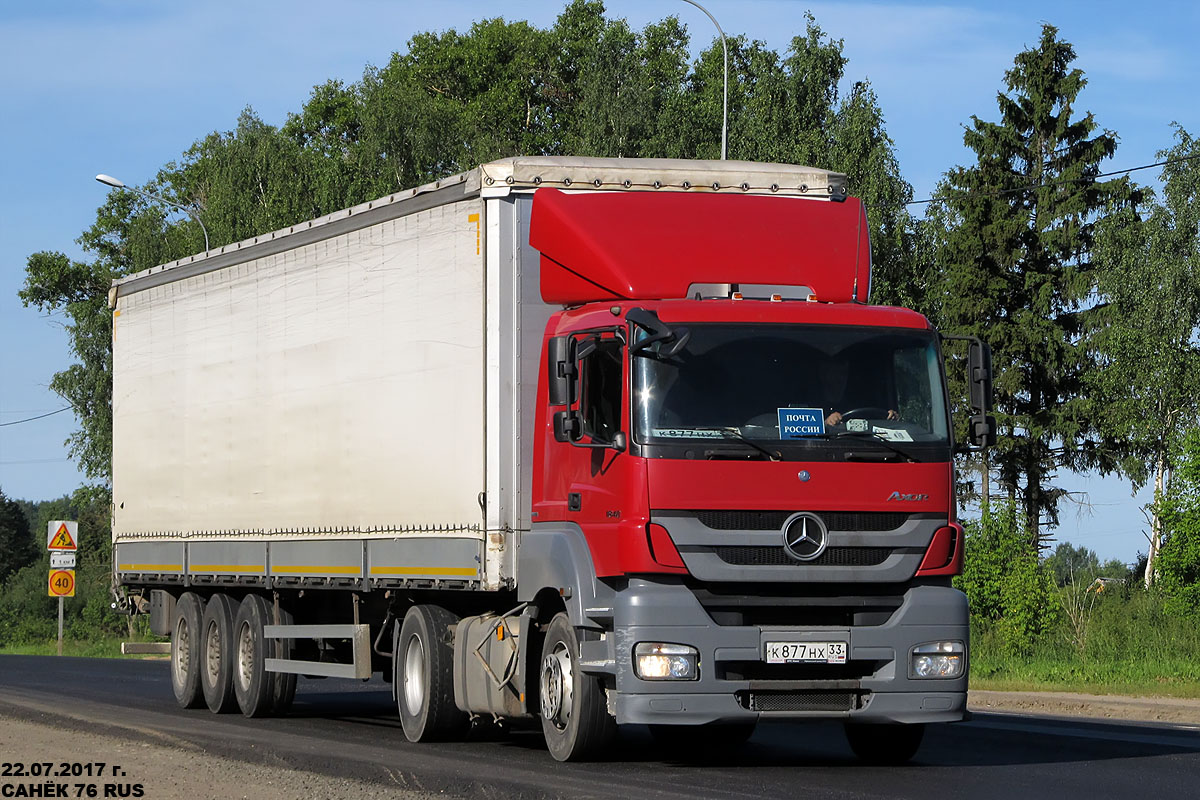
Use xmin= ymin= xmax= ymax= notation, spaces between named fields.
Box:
xmin=632 ymin=323 xmax=950 ymax=457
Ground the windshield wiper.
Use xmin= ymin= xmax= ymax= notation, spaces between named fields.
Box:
xmin=691 ymin=427 xmax=781 ymax=461
xmin=823 ymin=430 xmax=918 ymax=462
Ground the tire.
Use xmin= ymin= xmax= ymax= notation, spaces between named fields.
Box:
xmin=232 ymin=594 xmax=275 ymax=718
xmin=395 ymin=605 xmax=466 ymax=742
xmin=844 ymin=722 xmax=925 ymax=764
xmin=648 ymin=722 xmax=756 ymax=754
xmin=539 ymin=612 xmax=615 ymax=762
xmin=270 ymin=602 xmax=297 ymax=715
xmin=170 ymin=592 xmax=206 ymax=709
xmin=199 ymin=593 xmax=238 ymax=713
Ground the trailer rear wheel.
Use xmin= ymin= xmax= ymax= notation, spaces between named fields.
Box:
xmin=171 ymin=592 xmax=206 ymax=709
xmin=199 ymin=593 xmax=238 ymax=713
xmin=844 ymin=722 xmax=925 ymax=764
xmin=233 ymin=594 xmax=275 ymax=718
xmin=395 ymin=605 xmax=466 ymax=742
xmin=270 ymin=602 xmax=297 ymax=715
xmin=539 ymin=613 xmax=615 ymax=762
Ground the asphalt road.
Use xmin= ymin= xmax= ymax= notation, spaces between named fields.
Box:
xmin=1 ymin=655 xmax=1197 ymax=799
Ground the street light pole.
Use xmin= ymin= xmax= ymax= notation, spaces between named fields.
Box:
xmin=679 ymin=0 xmax=728 ymax=160
xmin=95 ymin=174 xmax=210 ymax=252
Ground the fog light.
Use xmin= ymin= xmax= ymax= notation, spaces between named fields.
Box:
xmin=910 ymin=641 xmax=964 ymax=679
xmin=635 ymin=642 xmax=699 ymax=680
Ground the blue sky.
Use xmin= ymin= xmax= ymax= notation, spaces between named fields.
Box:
xmin=2 ymin=0 xmax=1196 ymax=563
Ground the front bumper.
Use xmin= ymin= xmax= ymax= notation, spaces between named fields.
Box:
xmin=598 ymin=579 xmax=968 ymax=726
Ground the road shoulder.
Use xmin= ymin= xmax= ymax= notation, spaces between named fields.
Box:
xmin=969 ymin=689 xmax=1200 ymax=725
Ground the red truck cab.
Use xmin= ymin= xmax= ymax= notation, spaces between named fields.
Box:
xmin=521 ymin=185 xmax=991 ymax=761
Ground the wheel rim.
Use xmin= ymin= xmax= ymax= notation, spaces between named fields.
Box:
xmin=173 ymin=615 xmax=191 ymax=687
xmin=204 ymin=619 xmax=221 ymax=687
xmin=403 ymin=633 xmax=425 ymax=716
xmin=236 ymin=621 xmax=254 ymax=691
xmin=540 ymin=640 xmax=574 ymax=731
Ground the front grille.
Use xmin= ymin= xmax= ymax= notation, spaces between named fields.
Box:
xmin=738 ymin=690 xmax=866 ymax=712
xmin=688 ymin=583 xmax=905 ymax=627
xmin=719 ymin=660 xmax=884 ymax=682
xmin=693 ymin=510 xmax=910 ymax=532
xmin=712 ymin=546 xmax=893 ymax=567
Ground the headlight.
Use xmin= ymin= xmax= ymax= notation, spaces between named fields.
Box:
xmin=634 ymin=642 xmax=699 ymax=680
xmin=910 ymin=641 xmax=964 ymax=679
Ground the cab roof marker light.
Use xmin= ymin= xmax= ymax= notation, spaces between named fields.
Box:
xmin=732 ymin=291 xmax=744 ymax=300
xmin=770 ymin=293 xmax=783 ymax=302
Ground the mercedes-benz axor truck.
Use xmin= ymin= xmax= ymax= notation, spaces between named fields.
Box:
xmin=110 ymin=157 xmax=994 ymax=762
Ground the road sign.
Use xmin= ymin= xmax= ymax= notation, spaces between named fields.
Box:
xmin=47 ymin=520 xmax=78 ymax=551
xmin=50 ymin=552 xmax=76 ymax=570
xmin=48 ymin=569 xmax=75 ymax=598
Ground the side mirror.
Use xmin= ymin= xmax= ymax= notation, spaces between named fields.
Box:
xmin=969 ymin=413 xmax=997 ymax=448
xmin=548 ymin=336 xmax=573 ymax=406
xmin=968 ymin=340 xmax=993 ymax=414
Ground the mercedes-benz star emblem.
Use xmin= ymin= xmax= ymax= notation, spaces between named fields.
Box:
xmin=782 ymin=512 xmax=828 ymax=562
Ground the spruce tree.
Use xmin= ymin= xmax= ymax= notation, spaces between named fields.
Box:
xmin=931 ymin=24 xmax=1138 ymax=544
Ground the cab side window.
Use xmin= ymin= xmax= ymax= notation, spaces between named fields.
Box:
xmin=579 ymin=339 xmax=623 ymax=442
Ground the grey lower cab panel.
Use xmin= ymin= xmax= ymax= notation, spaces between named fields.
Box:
xmin=115 ymin=535 xmax=484 ymax=589
xmin=603 ymin=577 xmax=968 ymax=726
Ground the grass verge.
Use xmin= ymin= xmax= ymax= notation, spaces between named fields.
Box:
xmin=0 ymin=636 xmax=167 ymax=659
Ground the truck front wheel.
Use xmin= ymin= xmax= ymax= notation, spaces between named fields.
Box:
xmin=539 ymin=613 xmax=615 ymax=761
xmin=395 ymin=605 xmax=466 ymax=742
xmin=171 ymin=592 xmax=206 ymax=709
xmin=844 ymin=722 xmax=925 ymax=764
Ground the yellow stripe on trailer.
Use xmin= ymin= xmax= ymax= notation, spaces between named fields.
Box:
xmin=369 ymin=566 xmax=477 ymax=577
xmin=188 ymin=564 xmax=265 ymax=573
xmin=118 ymin=563 xmax=183 ymax=571
xmin=270 ymin=565 xmax=362 ymax=575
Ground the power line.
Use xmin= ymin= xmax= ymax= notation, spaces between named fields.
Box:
xmin=0 ymin=407 xmax=71 ymax=427
xmin=906 ymin=152 xmax=1200 ymax=207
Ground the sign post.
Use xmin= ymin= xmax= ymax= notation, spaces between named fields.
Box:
xmin=47 ymin=521 xmax=78 ymax=656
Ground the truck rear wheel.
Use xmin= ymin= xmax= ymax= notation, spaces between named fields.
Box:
xmin=171 ymin=592 xmax=206 ymax=709
xmin=844 ymin=722 xmax=925 ymax=764
xmin=199 ymin=593 xmax=238 ymax=713
xmin=539 ymin=613 xmax=615 ymax=762
xmin=232 ymin=594 xmax=275 ymax=718
xmin=395 ymin=605 xmax=466 ymax=742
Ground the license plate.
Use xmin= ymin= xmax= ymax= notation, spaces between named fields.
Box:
xmin=765 ymin=641 xmax=847 ymax=664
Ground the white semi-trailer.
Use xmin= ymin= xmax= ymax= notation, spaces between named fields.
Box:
xmin=112 ymin=157 xmax=990 ymax=762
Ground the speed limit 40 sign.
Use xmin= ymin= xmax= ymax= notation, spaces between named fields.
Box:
xmin=48 ymin=569 xmax=75 ymax=598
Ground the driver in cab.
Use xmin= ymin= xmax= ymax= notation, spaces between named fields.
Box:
xmin=816 ymin=360 xmax=897 ymax=427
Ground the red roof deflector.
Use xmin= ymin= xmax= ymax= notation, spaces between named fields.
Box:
xmin=529 ymin=187 xmax=871 ymax=305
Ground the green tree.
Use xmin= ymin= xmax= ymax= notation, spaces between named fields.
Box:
xmin=24 ymin=3 xmax=917 ymax=483
xmin=1157 ymin=428 xmax=1200 ymax=614
xmin=956 ymin=502 xmax=1058 ymax=654
xmin=1043 ymin=541 xmax=1101 ymax=587
xmin=929 ymin=24 xmax=1139 ymax=542
xmin=1093 ymin=125 xmax=1200 ymax=584
xmin=0 ymin=489 xmax=37 ymax=583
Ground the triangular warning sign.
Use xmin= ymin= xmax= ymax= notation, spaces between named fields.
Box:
xmin=49 ymin=524 xmax=76 ymax=550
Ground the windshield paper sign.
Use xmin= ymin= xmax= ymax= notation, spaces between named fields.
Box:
xmin=778 ymin=408 xmax=825 ymax=438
